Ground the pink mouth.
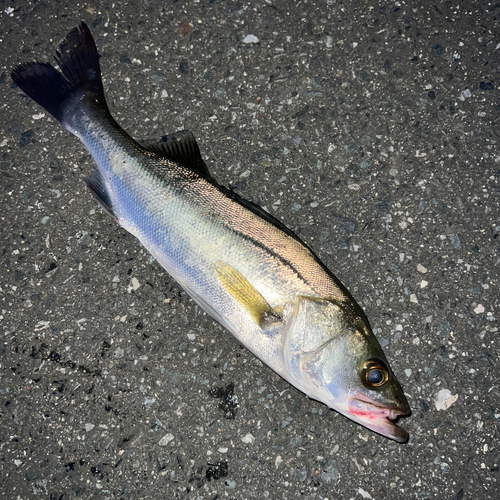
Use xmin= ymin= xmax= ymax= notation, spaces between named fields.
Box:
xmin=347 ymin=391 xmax=410 ymax=443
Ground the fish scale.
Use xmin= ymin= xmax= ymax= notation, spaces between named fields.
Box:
xmin=12 ymin=22 xmax=411 ymax=442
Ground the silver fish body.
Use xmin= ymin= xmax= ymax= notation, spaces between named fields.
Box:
xmin=70 ymin=95 xmax=348 ymax=377
xmin=12 ymin=23 xmax=411 ymax=442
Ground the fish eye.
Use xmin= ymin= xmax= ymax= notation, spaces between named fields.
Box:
xmin=361 ymin=359 xmax=389 ymax=388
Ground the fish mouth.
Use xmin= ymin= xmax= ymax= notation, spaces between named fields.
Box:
xmin=347 ymin=391 xmax=411 ymax=443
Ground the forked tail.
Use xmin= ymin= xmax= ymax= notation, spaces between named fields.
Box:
xmin=11 ymin=22 xmax=107 ymax=123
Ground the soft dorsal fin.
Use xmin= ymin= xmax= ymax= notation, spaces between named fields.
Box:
xmin=141 ymin=130 xmax=211 ymax=179
xmin=214 ymin=260 xmax=282 ymax=332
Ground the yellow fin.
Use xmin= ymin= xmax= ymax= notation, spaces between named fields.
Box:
xmin=215 ymin=260 xmax=281 ymax=329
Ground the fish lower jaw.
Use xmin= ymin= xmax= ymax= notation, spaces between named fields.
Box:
xmin=346 ymin=391 xmax=411 ymax=443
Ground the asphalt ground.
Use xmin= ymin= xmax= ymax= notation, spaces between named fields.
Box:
xmin=1 ymin=1 xmax=498 ymax=499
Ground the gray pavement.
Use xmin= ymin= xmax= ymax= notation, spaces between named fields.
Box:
xmin=1 ymin=1 xmax=498 ymax=499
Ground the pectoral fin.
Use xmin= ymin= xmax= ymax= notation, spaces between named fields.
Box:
xmin=215 ymin=261 xmax=281 ymax=331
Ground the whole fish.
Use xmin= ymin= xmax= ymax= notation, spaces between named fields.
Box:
xmin=12 ymin=23 xmax=410 ymax=442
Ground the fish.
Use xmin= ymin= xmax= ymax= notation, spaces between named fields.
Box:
xmin=12 ymin=23 xmax=411 ymax=442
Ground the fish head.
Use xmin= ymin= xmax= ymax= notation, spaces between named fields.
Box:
xmin=283 ymin=296 xmax=411 ymax=442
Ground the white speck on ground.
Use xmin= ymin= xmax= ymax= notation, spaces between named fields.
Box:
xmin=127 ymin=277 xmax=140 ymax=293
xmin=241 ymin=433 xmax=255 ymax=444
xmin=242 ymin=34 xmax=259 ymax=43
xmin=357 ymin=488 xmax=373 ymax=499
xmin=435 ymin=389 xmax=459 ymax=411
xmin=158 ymin=433 xmax=174 ymax=446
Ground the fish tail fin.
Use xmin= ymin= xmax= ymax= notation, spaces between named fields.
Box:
xmin=11 ymin=22 xmax=106 ymax=122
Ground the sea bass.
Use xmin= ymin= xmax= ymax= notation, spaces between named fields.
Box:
xmin=12 ymin=23 xmax=411 ymax=442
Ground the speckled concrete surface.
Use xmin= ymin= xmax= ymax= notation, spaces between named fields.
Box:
xmin=1 ymin=1 xmax=499 ymax=499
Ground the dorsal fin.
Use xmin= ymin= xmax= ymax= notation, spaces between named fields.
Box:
xmin=141 ymin=130 xmax=211 ymax=179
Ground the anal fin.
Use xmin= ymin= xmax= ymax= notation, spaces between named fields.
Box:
xmin=215 ymin=260 xmax=281 ymax=331
xmin=82 ymin=169 xmax=116 ymax=220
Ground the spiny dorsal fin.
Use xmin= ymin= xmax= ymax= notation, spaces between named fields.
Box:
xmin=214 ymin=260 xmax=281 ymax=331
xmin=141 ymin=130 xmax=211 ymax=179
xmin=82 ymin=168 xmax=116 ymax=220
